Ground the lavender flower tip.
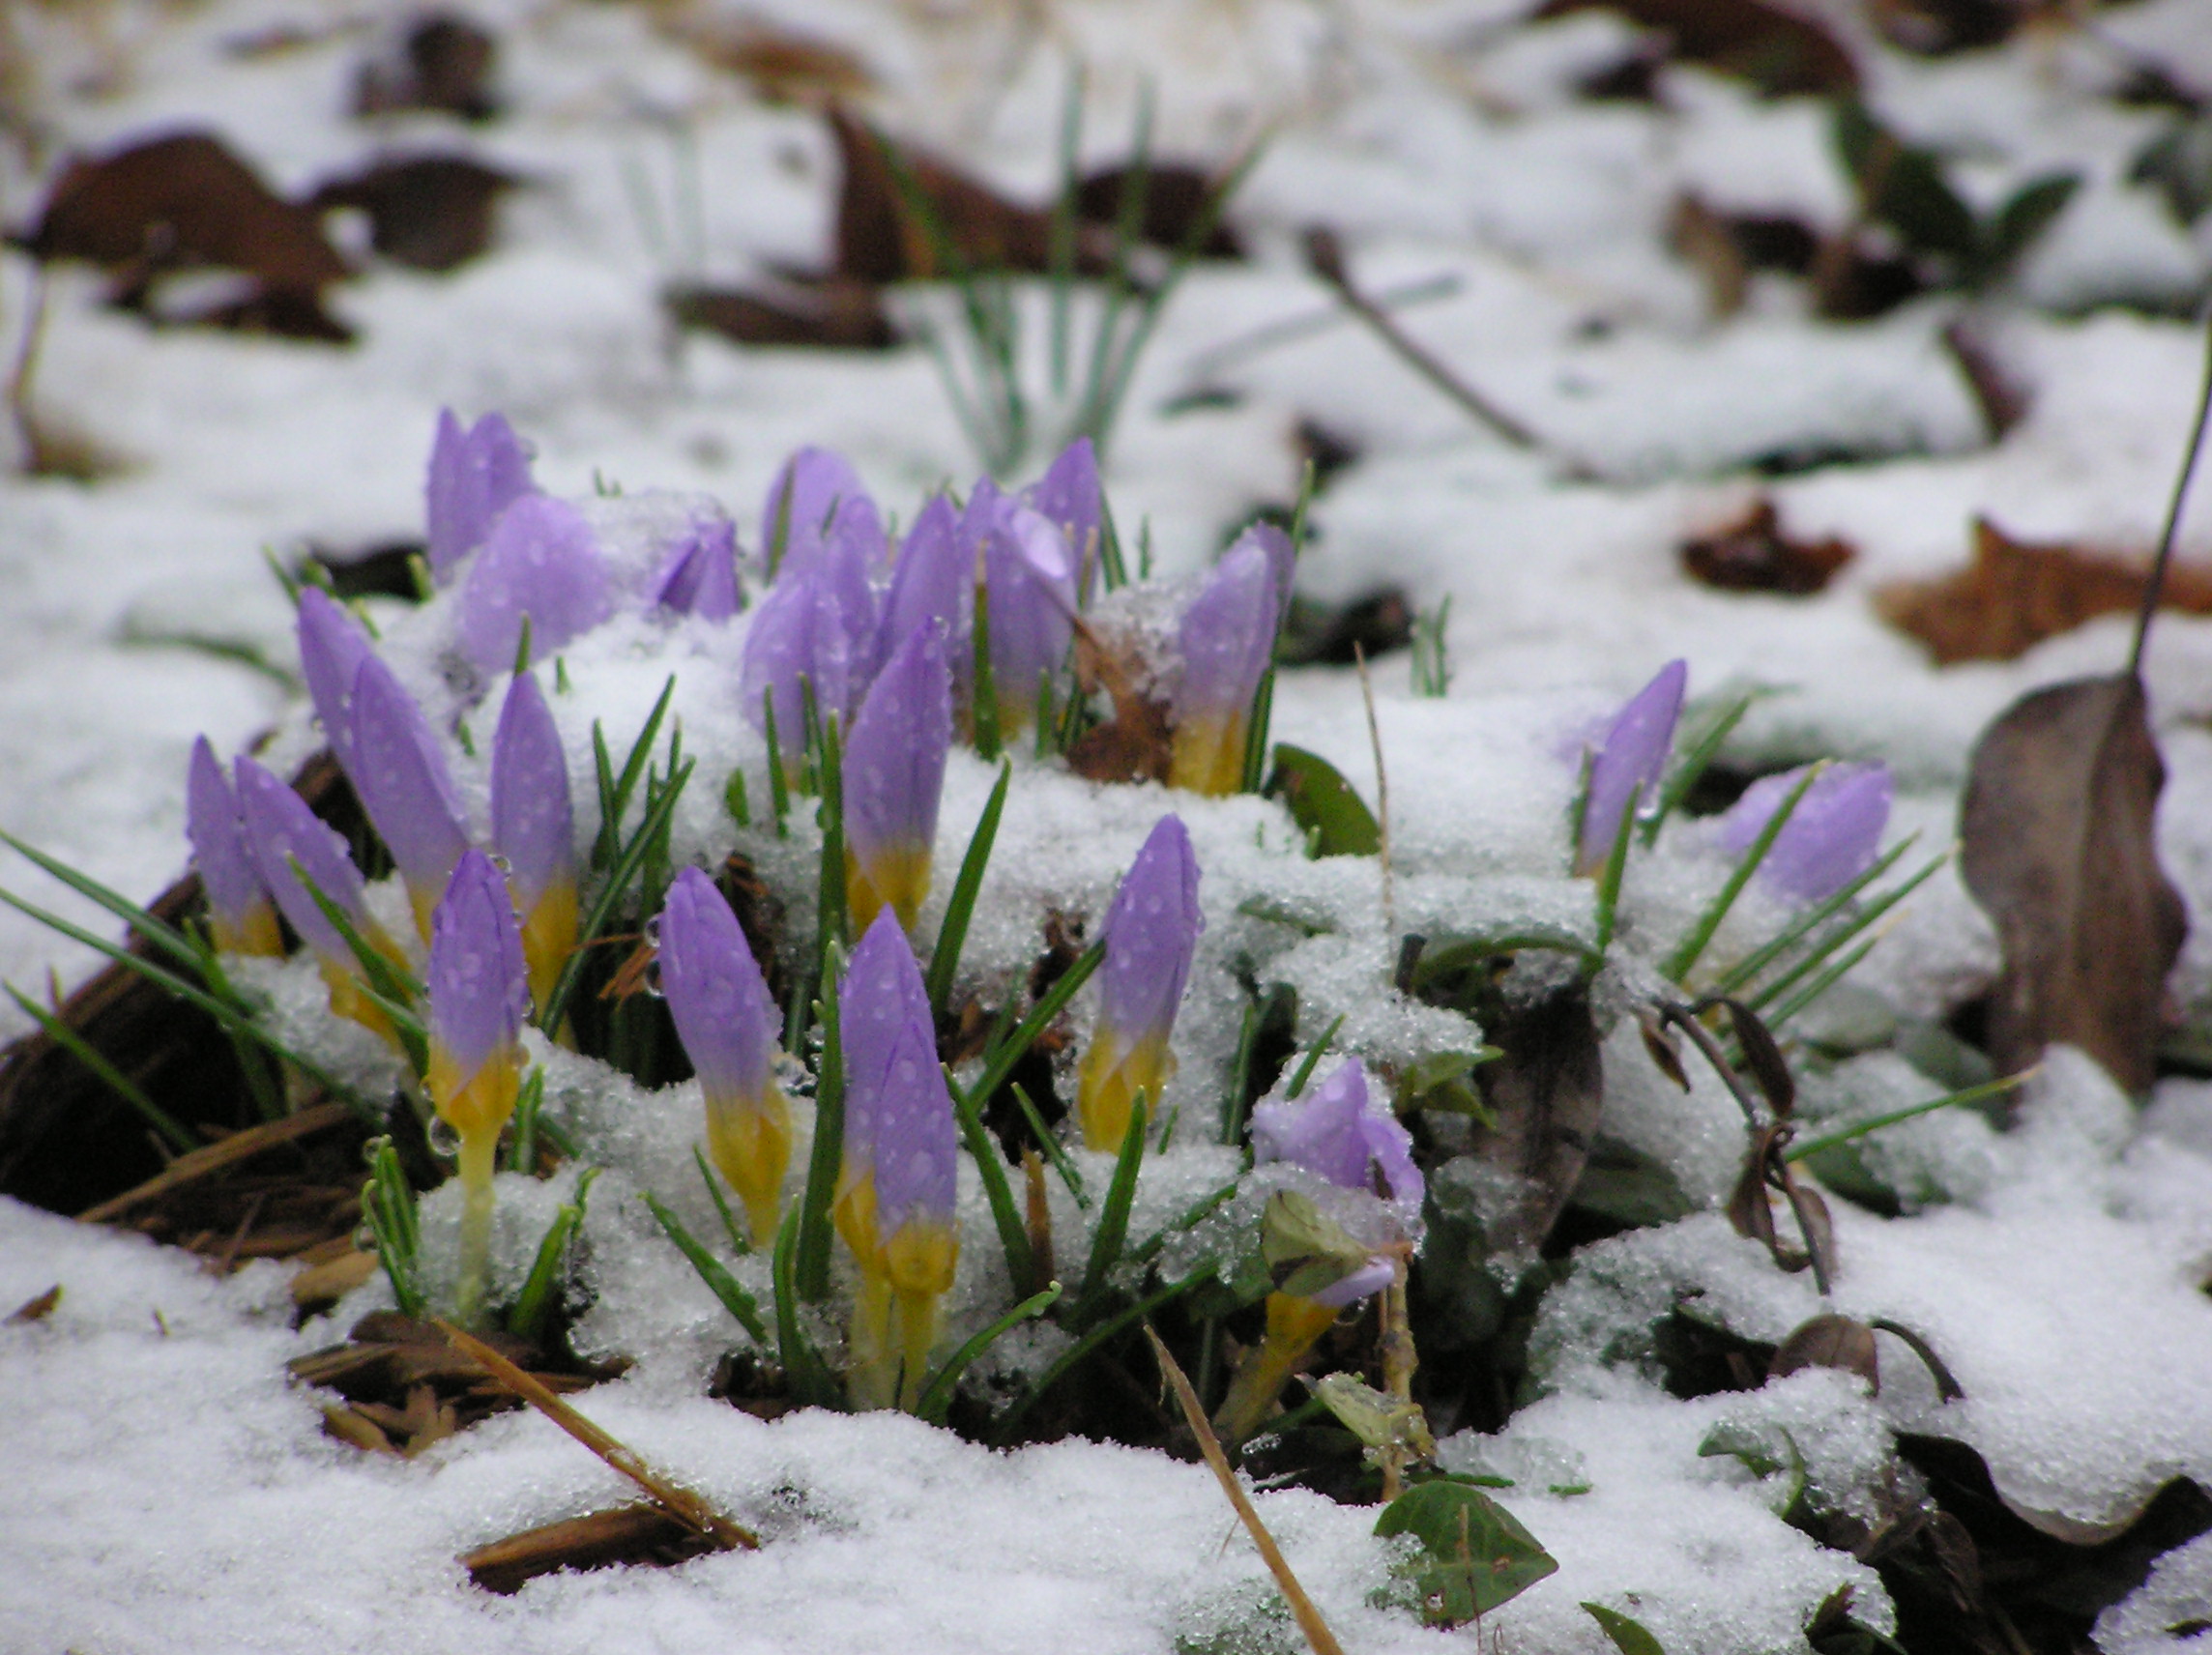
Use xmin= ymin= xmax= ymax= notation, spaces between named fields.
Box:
xmin=426 ymin=850 xmax=530 ymax=1118
xmin=457 ymin=495 xmax=613 ymax=671
xmin=1077 ymin=815 xmax=1203 ymax=1150
xmin=1169 ymin=541 xmax=1280 ymax=796
xmin=1250 ymin=1059 xmax=1423 ymax=1207
xmin=1722 ymin=760 xmax=1892 ymax=904
xmin=296 ymin=588 xmax=375 ymax=771
xmin=843 ymin=623 xmax=953 ymax=933
xmin=426 ymin=409 xmax=535 ymax=584
xmin=188 ymin=738 xmax=280 ymax=954
xmin=1576 ymin=658 xmax=1687 ymax=876
xmin=349 ymin=655 xmax=471 ymax=936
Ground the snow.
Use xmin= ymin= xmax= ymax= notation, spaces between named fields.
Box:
xmin=7 ymin=0 xmax=2212 ymax=1649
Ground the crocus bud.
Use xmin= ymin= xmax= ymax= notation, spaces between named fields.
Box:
xmin=1026 ymin=437 xmax=1101 ymax=600
xmin=489 ymin=670 xmax=576 ymax=1015
xmin=1169 ymin=539 xmax=1279 ymax=796
xmin=1720 ymin=760 xmax=1892 ymax=904
xmin=233 ymin=755 xmax=403 ymax=1036
xmin=1077 ymin=815 xmax=1203 ymax=1150
xmin=843 ymin=623 xmax=953 ymax=934
xmin=739 ymin=526 xmax=878 ymax=756
xmin=835 ymin=910 xmax=956 ymax=1408
xmin=457 ymin=495 xmax=613 ymax=672
xmin=658 ymin=866 xmax=792 ymax=1244
xmin=652 ymin=512 xmax=741 ymax=622
xmin=977 ymin=487 xmax=1077 ymax=740
xmin=426 ymin=409 xmax=535 ymax=584
xmin=763 ymin=446 xmax=876 ymax=575
xmin=425 ymin=849 xmax=531 ymax=1322
xmin=874 ymin=495 xmax=969 ymax=684
xmin=1250 ymin=1059 xmax=1424 ymax=1211
xmin=349 ymin=654 xmax=471 ymax=941
xmin=1576 ymin=658 xmax=1686 ymax=877
xmin=186 ymin=737 xmax=281 ymax=955
xmin=296 ymin=588 xmax=375 ymax=771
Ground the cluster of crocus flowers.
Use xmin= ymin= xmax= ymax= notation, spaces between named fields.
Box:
xmin=835 ymin=913 xmax=959 ymax=1409
xmin=1077 ymin=815 xmax=1204 ymax=1150
xmin=1216 ymin=1059 xmax=1425 ymax=1443
xmin=1575 ymin=657 xmax=1686 ymax=876
xmin=739 ymin=505 xmax=880 ymax=763
xmin=1718 ymin=760 xmax=1893 ymax=904
xmin=424 ymin=850 xmax=532 ymax=1324
xmin=185 ymin=738 xmax=283 ymax=956
xmin=656 ymin=866 xmax=792 ymax=1246
xmin=841 ymin=624 xmax=953 ymax=934
xmin=1169 ymin=525 xmax=1293 ymax=796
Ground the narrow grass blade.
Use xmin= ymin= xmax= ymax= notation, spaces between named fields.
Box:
xmin=1224 ymin=996 xmax=1263 ymax=1147
xmin=539 ymin=757 xmax=695 ymax=1039
xmin=1786 ymin=1070 xmax=2031 ymax=1163
xmin=814 ymin=716 xmax=848 ymax=954
xmin=0 ymin=828 xmax=205 ymax=978
xmin=506 ymin=1068 xmax=546 ymax=1174
xmin=1709 ymin=835 xmax=1921 ymax=998
xmin=1283 ymin=1014 xmax=1345 ymax=1101
xmin=509 ymin=1167 xmax=597 ymax=1344
xmin=988 ymin=1267 xmax=1208 ymax=1444
xmin=593 ymin=676 xmax=679 ymax=867
xmin=926 ymin=760 xmax=1010 ymax=1022
xmin=1590 ymin=791 xmax=1640 ymax=958
xmin=693 ymin=1144 xmax=750 ymax=1257
xmin=1011 ymin=1081 xmax=1088 ymax=1208
xmin=916 ymin=1281 xmax=1063 ymax=1425
xmin=969 ymin=940 xmax=1105 ymax=1110
xmin=1641 ymin=691 xmax=1759 ymax=847
xmin=771 ymin=1201 xmax=839 ymax=1406
xmin=762 ymin=689 xmax=791 ymax=837
xmin=793 ymin=948 xmax=846 ymax=1303
xmin=949 ymin=1067 xmax=1036 ymax=1292
xmin=1073 ymin=1097 xmax=1148 ymax=1323
xmin=4 ymin=981 xmax=196 ymax=1154
xmin=1743 ymin=851 xmax=1945 ymax=1015
xmin=644 ymin=1190 xmax=769 ymax=1345
xmin=1660 ymin=764 xmax=1822 ymax=984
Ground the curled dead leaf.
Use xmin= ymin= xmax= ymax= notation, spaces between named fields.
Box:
xmin=1959 ymin=672 xmax=2187 ymax=1092
xmin=1064 ymin=618 xmax=1172 ymax=785
xmin=1680 ymin=499 xmax=1854 ymax=596
xmin=309 ymin=153 xmax=520 ymax=273
xmin=1770 ymin=1312 xmax=1880 ymax=1389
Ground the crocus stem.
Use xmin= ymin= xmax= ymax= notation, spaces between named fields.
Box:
xmin=1212 ymin=1292 xmax=1337 ymax=1445
xmin=849 ymin=1273 xmax=897 ymax=1410
xmin=894 ymin=1286 xmax=941 ymax=1412
xmin=453 ymin=1126 xmax=499 ymax=1327
xmin=1378 ymin=1263 xmax=1416 ymax=1500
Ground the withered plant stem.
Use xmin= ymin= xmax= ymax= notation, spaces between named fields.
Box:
xmin=77 ymin=1102 xmax=353 ymax=1223
xmin=2132 ymin=299 xmax=2212 ymax=677
xmin=1377 ymin=1263 xmax=1417 ymax=1502
xmin=1143 ymin=1325 xmax=1347 ymax=1655
xmin=436 ymin=1320 xmax=759 ymax=1552
xmin=1353 ymin=643 xmax=1394 ymax=938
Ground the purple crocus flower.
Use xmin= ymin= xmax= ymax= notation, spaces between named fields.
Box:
xmin=186 ymin=737 xmax=280 ymax=955
xmin=834 ymin=907 xmax=957 ymax=1408
xmin=970 ymin=482 xmax=1076 ymax=738
xmin=763 ymin=446 xmax=877 ymax=575
xmin=232 ymin=754 xmax=381 ymax=967
xmin=348 ymin=654 xmax=471 ymax=940
xmin=1168 ymin=537 xmax=1280 ymax=796
xmin=1025 ymin=437 xmax=1101 ymax=599
xmin=456 ymin=495 xmax=614 ymax=672
xmin=651 ymin=511 xmax=742 ymax=622
xmin=1720 ymin=760 xmax=1892 ymax=904
xmin=489 ymin=670 xmax=576 ymax=1014
xmin=873 ymin=494 xmax=970 ymax=682
xmin=738 ymin=528 xmax=878 ymax=754
xmin=658 ymin=865 xmax=791 ymax=1243
xmin=1251 ymin=1059 xmax=1424 ymax=1209
xmin=1076 ymin=815 xmax=1203 ymax=1151
xmin=425 ymin=849 xmax=531 ymax=1322
xmin=843 ymin=623 xmax=953 ymax=934
xmin=425 ymin=409 xmax=535 ymax=585
xmin=1575 ymin=658 xmax=1687 ymax=876
xmin=296 ymin=588 xmax=375 ymax=771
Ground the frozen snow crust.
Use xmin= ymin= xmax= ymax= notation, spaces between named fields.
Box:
xmin=11 ymin=1 xmax=2212 ymax=1652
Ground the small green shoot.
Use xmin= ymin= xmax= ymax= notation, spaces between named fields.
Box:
xmin=926 ymin=761 xmax=1011 ymax=1022
xmin=1660 ymin=763 xmax=1824 ymax=984
xmin=1283 ymin=1015 xmax=1346 ymax=1100
xmin=1072 ymin=1096 xmax=1148 ymax=1324
xmin=509 ymin=1167 xmax=599 ymax=1345
xmin=4 ymin=980 xmax=196 ymax=1154
xmin=947 ymin=1065 xmax=1037 ymax=1292
xmin=362 ymin=1137 xmax=424 ymax=1320
xmin=644 ymin=1189 xmax=770 ymax=1346
xmin=914 ymin=1281 xmax=1063 ymax=1425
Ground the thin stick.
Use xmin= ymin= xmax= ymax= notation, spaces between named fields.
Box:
xmin=436 ymin=1320 xmax=759 ymax=1552
xmin=77 ymin=1102 xmax=353 ymax=1223
xmin=1353 ymin=643 xmax=1394 ymax=938
xmin=1144 ymin=1326 xmax=1348 ymax=1655
xmin=1303 ymin=229 xmax=1539 ymax=451
xmin=1377 ymin=1261 xmax=1417 ymax=1502
xmin=2132 ymin=300 xmax=2212 ymax=676
xmin=7 ymin=260 xmax=49 ymax=473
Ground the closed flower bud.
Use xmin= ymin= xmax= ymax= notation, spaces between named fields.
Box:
xmin=457 ymin=495 xmax=613 ymax=672
xmin=1078 ymin=815 xmax=1203 ymax=1150
xmin=1576 ymin=658 xmax=1686 ymax=876
xmin=296 ymin=588 xmax=375 ymax=772
xmin=843 ymin=623 xmax=953 ymax=934
xmin=348 ymin=654 xmax=471 ymax=940
xmin=489 ymin=670 xmax=576 ymax=1015
xmin=739 ymin=527 xmax=878 ymax=754
xmin=187 ymin=737 xmax=281 ymax=955
xmin=651 ymin=511 xmax=742 ymax=622
xmin=1169 ymin=537 xmax=1279 ymax=796
xmin=425 ymin=408 xmax=535 ymax=584
xmin=1025 ymin=437 xmax=1102 ymax=600
xmin=1720 ymin=760 xmax=1892 ymax=904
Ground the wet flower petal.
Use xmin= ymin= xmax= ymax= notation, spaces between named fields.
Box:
xmin=1077 ymin=815 xmax=1203 ymax=1150
xmin=1721 ymin=760 xmax=1892 ymax=903
xmin=296 ymin=588 xmax=375 ymax=771
xmin=232 ymin=755 xmax=375 ymax=964
xmin=186 ymin=737 xmax=279 ymax=954
xmin=1169 ymin=539 xmax=1279 ymax=796
xmin=349 ymin=654 xmax=471 ymax=936
xmin=763 ymin=446 xmax=880 ymax=574
xmin=489 ymin=670 xmax=572 ymax=910
xmin=1250 ymin=1059 xmax=1423 ymax=1206
xmin=425 ymin=408 xmax=535 ymax=584
xmin=658 ymin=866 xmax=781 ymax=1110
xmin=456 ymin=495 xmax=613 ymax=671
xmin=843 ymin=623 xmax=953 ymax=934
xmin=1576 ymin=658 xmax=1686 ymax=876
xmin=426 ymin=849 xmax=529 ymax=1088
xmin=739 ymin=526 xmax=878 ymax=743
xmin=651 ymin=511 xmax=742 ymax=622
xmin=874 ymin=494 xmax=969 ymax=685
xmin=1025 ymin=437 xmax=1101 ymax=599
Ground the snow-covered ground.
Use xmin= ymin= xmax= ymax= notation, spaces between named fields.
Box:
xmin=7 ymin=2 xmax=2212 ymax=1651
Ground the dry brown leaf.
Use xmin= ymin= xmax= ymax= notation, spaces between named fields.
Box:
xmin=1770 ymin=1313 xmax=1880 ymax=1389
xmin=1680 ymin=499 xmax=1854 ymax=596
xmin=1877 ymin=517 xmax=2212 ymax=665
xmin=667 ymin=20 xmax=873 ymax=104
xmin=354 ymin=14 xmax=497 ymax=122
xmin=1467 ymin=977 xmax=1605 ymax=1258
xmin=310 ymin=153 xmax=519 ymax=273
xmin=1959 ymin=672 xmax=2187 ymax=1093
xmin=462 ymin=1504 xmax=719 ymax=1596
xmin=1064 ymin=619 xmax=1173 ymax=785
xmin=663 ymin=278 xmax=896 ymax=351
xmin=1534 ymin=0 xmax=1858 ymax=97
xmin=6 ymin=1284 xmax=60 ymax=1322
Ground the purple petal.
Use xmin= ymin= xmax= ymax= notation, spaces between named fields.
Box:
xmin=838 ymin=910 xmax=934 ymax=1178
xmin=1720 ymin=761 xmax=1892 ymax=904
xmin=425 ymin=409 xmax=535 ymax=584
xmin=739 ymin=533 xmax=879 ymax=741
xmin=658 ymin=865 xmax=780 ymax=1105
xmin=233 ymin=755 xmax=371 ymax=961
xmin=982 ymin=499 xmax=1076 ymax=704
xmin=875 ymin=495 xmax=971 ymax=684
xmin=763 ymin=447 xmax=875 ymax=573
xmin=349 ymin=655 xmax=470 ymax=905
xmin=457 ymin=495 xmax=614 ymax=672
xmin=652 ymin=512 xmax=742 ymax=622
xmin=427 ymin=849 xmax=529 ymax=1077
xmin=489 ymin=670 xmax=573 ymax=906
xmin=1308 ymin=1258 xmax=1396 ymax=1310
xmin=868 ymin=1016 xmax=958 ymax=1234
xmin=1025 ymin=438 xmax=1101 ymax=599
xmin=296 ymin=588 xmax=375 ymax=771
xmin=1251 ymin=1060 xmax=1423 ymax=1205
xmin=1577 ymin=659 xmax=1686 ymax=875
xmin=1234 ymin=521 xmax=1296 ymax=629
xmin=1097 ymin=815 xmax=1203 ymax=1056
xmin=1176 ymin=538 xmax=1278 ymax=729
xmin=844 ymin=624 xmax=952 ymax=891
xmin=186 ymin=737 xmax=268 ymax=939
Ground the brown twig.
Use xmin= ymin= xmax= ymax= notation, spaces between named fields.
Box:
xmin=1302 ymin=227 xmax=1541 ymax=453
xmin=1143 ymin=1325 xmax=1347 ymax=1655
xmin=1353 ymin=643 xmax=1394 ymax=938
xmin=77 ymin=1101 xmax=353 ymax=1223
xmin=436 ymin=1319 xmax=760 ymax=1553
xmin=1376 ymin=1263 xmax=1417 ymax=1503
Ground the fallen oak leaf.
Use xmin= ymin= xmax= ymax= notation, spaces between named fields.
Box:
xmin=1680 ymin=498 xmax=1854 ymax=596
xmin=1534 ymin=0 xmax=1858 ymax=98
xmin=1958 ymin=673 xmax=2186 ymax=1093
